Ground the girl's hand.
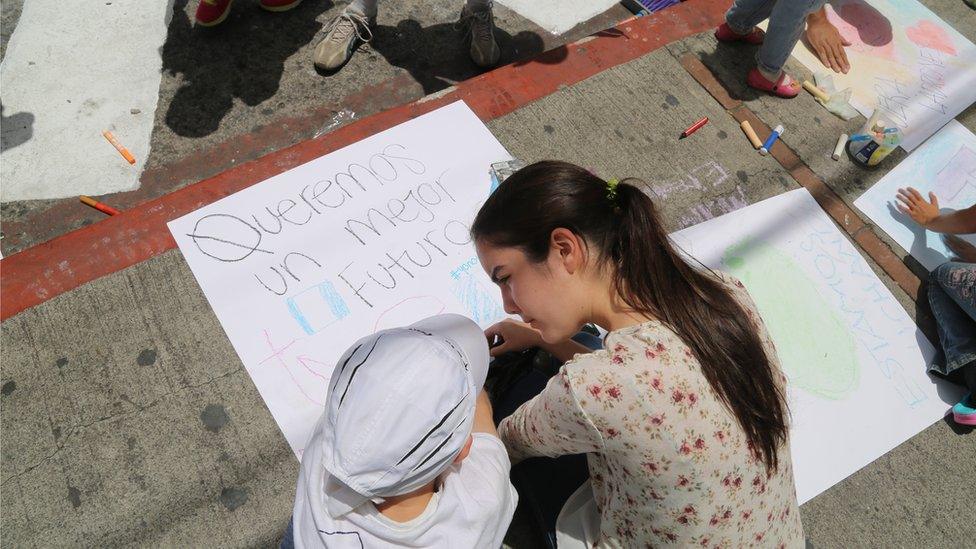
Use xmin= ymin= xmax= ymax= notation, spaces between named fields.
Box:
xmin=896 ymin=187 xmax=941 ymax=228
xmin=485 ymin=319 xmax=543 ymax=358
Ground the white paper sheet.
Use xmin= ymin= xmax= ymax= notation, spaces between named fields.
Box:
xmin=672 ymin=188 xmax=963 ymax=504
xmin=767 ymin=0 xmax=976 ymax=151
xmin=168 ymin=101 xmax=511 ymax=455
xmin=854 ymin=119 xmax=976 ymax=271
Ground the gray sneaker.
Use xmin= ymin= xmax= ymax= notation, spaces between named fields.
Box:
xmin=313 ymin=8 xmax=374 ymax=71
xmin=456 ymin=3 xmax=500 ymax=67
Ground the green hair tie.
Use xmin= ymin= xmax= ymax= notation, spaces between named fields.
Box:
xmin=606 ymin=178 xmax=620 ymax=202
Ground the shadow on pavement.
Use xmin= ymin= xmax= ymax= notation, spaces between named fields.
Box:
xmin=162 ymin=0 xmax=335 ymax=138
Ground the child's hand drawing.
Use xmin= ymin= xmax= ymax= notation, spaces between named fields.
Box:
xmin=805 ymin=8 xmax=852 ymax=74
xmin=895 ymin=187 xmax=941 ymax=227
xmin=945 ymin=235 xmax=976 ymax=263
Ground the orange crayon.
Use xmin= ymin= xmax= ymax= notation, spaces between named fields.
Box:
xmin=102 ymin=130 xmax=136 ymax=164
xmin=80 ymin=195 xmax=121 ymax=216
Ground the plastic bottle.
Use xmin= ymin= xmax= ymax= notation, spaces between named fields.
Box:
xmin=846 ymin=118 xmax=902 ymax=169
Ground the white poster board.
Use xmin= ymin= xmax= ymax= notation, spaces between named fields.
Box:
xmin=854 ymin=119 xmax=976 ymax=271
xmin=768 ymin=0 xmax=976 ymax=151
xmin=168 ymin=102 xmax=510 ymax=455
xmin=673 ymin=188 xmax=963 ymax=504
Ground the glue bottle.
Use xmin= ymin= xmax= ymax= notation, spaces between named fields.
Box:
xmin=846 ymin=117 xmax=902 ymax=169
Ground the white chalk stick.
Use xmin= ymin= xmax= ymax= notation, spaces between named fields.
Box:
xmin=832 ymin=133 xmax=848 ymax=161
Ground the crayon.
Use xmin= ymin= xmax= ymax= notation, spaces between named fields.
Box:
xmin=759 ymin=125 xmax=784 ymax=156
xmin=79 ymin=195 xmax=122 ymax=216
xmin=102 ymin=130 xmax=136 ymax=164
xmin=680 ymin=117 xmax=708 ymax=139
xmin=739 ymin=120 xmax=763 ymax=149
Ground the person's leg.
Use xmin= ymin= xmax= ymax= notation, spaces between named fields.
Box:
xmin=348 ymin=0 xmax=379 ymax=17
xmin=933 ymin=261 xmax=976 ymax=321
xmin=928 ymin=263 xmax=976 ymax=424
xmin=929 ymin=262 xmax=976 ymax=378
xmin=313 ymin=1 xmax=378 ymax=71
xmin=494 ymin=331 xmax=603 ymax=548
xmin=755 ymin=0 xmax=824 ymax=79
xmin=724 ymin=0 xmax=776 ymax=35
xmin=278 ymin=517 xmax=295 ymax=549
xmin=457 ymin=0 xmax=500 ymax=67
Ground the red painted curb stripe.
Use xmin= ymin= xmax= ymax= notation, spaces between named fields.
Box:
xmin=0 ymin=0 xmax=728 ymax=321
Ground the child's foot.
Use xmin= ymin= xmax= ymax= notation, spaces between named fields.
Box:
xmin=953 ymin=393 xmax=976 ymax=425
xmin=456 ymin=3 xmax=501 ymax=68
xmin=714 ymin=22 xmax=764 ymax=45
xmin=313 ymin=8 xmax=374 ymax=72
xmin=747 ymin=68 xmax=801 ymax=98
xmin=259 ymin=0 xmax=303 ymax=12
xmin=195 ymin=0 xmax=234 ymax=26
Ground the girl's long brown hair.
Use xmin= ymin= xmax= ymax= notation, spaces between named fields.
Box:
xmin=471 ymin=161 xmax=788 ymax=472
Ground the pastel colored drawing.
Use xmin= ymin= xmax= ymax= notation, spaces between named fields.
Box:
xmin=452 ymin=272 xmax=506 ymax=327
xmin=905 ymin=20 xmax=957 ymax=55
xmin=722 ymin=240 xmax=860 ymax=400
xmin=287 ymin=280 xmax=351 ymax=335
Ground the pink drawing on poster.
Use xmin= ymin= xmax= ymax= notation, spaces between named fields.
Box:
xmin=830 ymin=2 xmax=896 ymax=61
xmin=258 ymin=329 xmax=326 ymax=406
xmin=905 ymin=20 xmax=957 ymax=56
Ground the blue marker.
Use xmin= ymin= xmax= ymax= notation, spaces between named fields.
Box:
xmin=759 ymin=125 xmax=784 ymax=156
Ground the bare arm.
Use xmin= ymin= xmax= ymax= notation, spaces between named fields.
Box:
xmin=486 ymin=319 xmax=594 ymax=362
xmin=471 ymin=390 xmax=499 ymax=437
xmin=896 ymin=187 xmax=976 ymax=234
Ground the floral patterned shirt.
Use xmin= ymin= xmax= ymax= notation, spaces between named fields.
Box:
xmin=498 ymin=275 xmax=804 ymax=548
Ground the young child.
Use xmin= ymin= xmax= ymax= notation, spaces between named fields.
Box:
xmin=715 ymin=0 xmax=840 ymax=98
xmin=286 ymin=313 xmax=518 ymax=548
xmin=895 ymin=187 xmax=976 ymax=425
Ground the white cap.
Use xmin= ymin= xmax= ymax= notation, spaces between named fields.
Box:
xmin=319 ymin=314 xmax=489 ymax=517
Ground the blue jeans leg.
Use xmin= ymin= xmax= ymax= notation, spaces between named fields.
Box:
xmin=756 ymin=0 xmax=825 ymax=76
xmin=725 ymin=0 xmax=776 ymax=35
xmin=928 ymin=262 xmax=976 ymax=376
xmin=727 ymin=0 xmax=826 ymax=76
xmin=496 ymin=330 xmax=604 ymax=549
xmin=279 ymin=517 xmax=295 ymax=549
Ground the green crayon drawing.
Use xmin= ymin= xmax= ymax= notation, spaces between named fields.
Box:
xmin=722 ymin=240 xmax=859 ymax=400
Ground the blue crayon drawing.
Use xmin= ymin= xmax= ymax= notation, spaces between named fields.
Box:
xmin=287 ymin=279 xmax=351 ymax=335
xmin=452 ymin=272 xmax=505 ymax=327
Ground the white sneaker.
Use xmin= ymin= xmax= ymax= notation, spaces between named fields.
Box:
xmin=313 ymin=8 xmax=374 ymax=71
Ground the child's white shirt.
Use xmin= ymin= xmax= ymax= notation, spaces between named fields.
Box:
xmin=293 ymin=429 xmax=518 ymax=548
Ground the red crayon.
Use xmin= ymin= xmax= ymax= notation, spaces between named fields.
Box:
xmin=79 ymin=195 xmax=121 ymax=216
xmin=680 ymin=117 xmax=709 ymax=139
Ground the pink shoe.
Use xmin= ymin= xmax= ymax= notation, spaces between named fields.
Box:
xmin=747 ymin=68 xmax=801 ymax=98
xmin=714 ymin=23 xmax=764 ymax=45
xmin=260 ymin=0 xmax=303 ymax=12
xmin=953 ymin=393 xmax=976 ymax=426
xmin=195 ymin=0 xmax=234 ymax=26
